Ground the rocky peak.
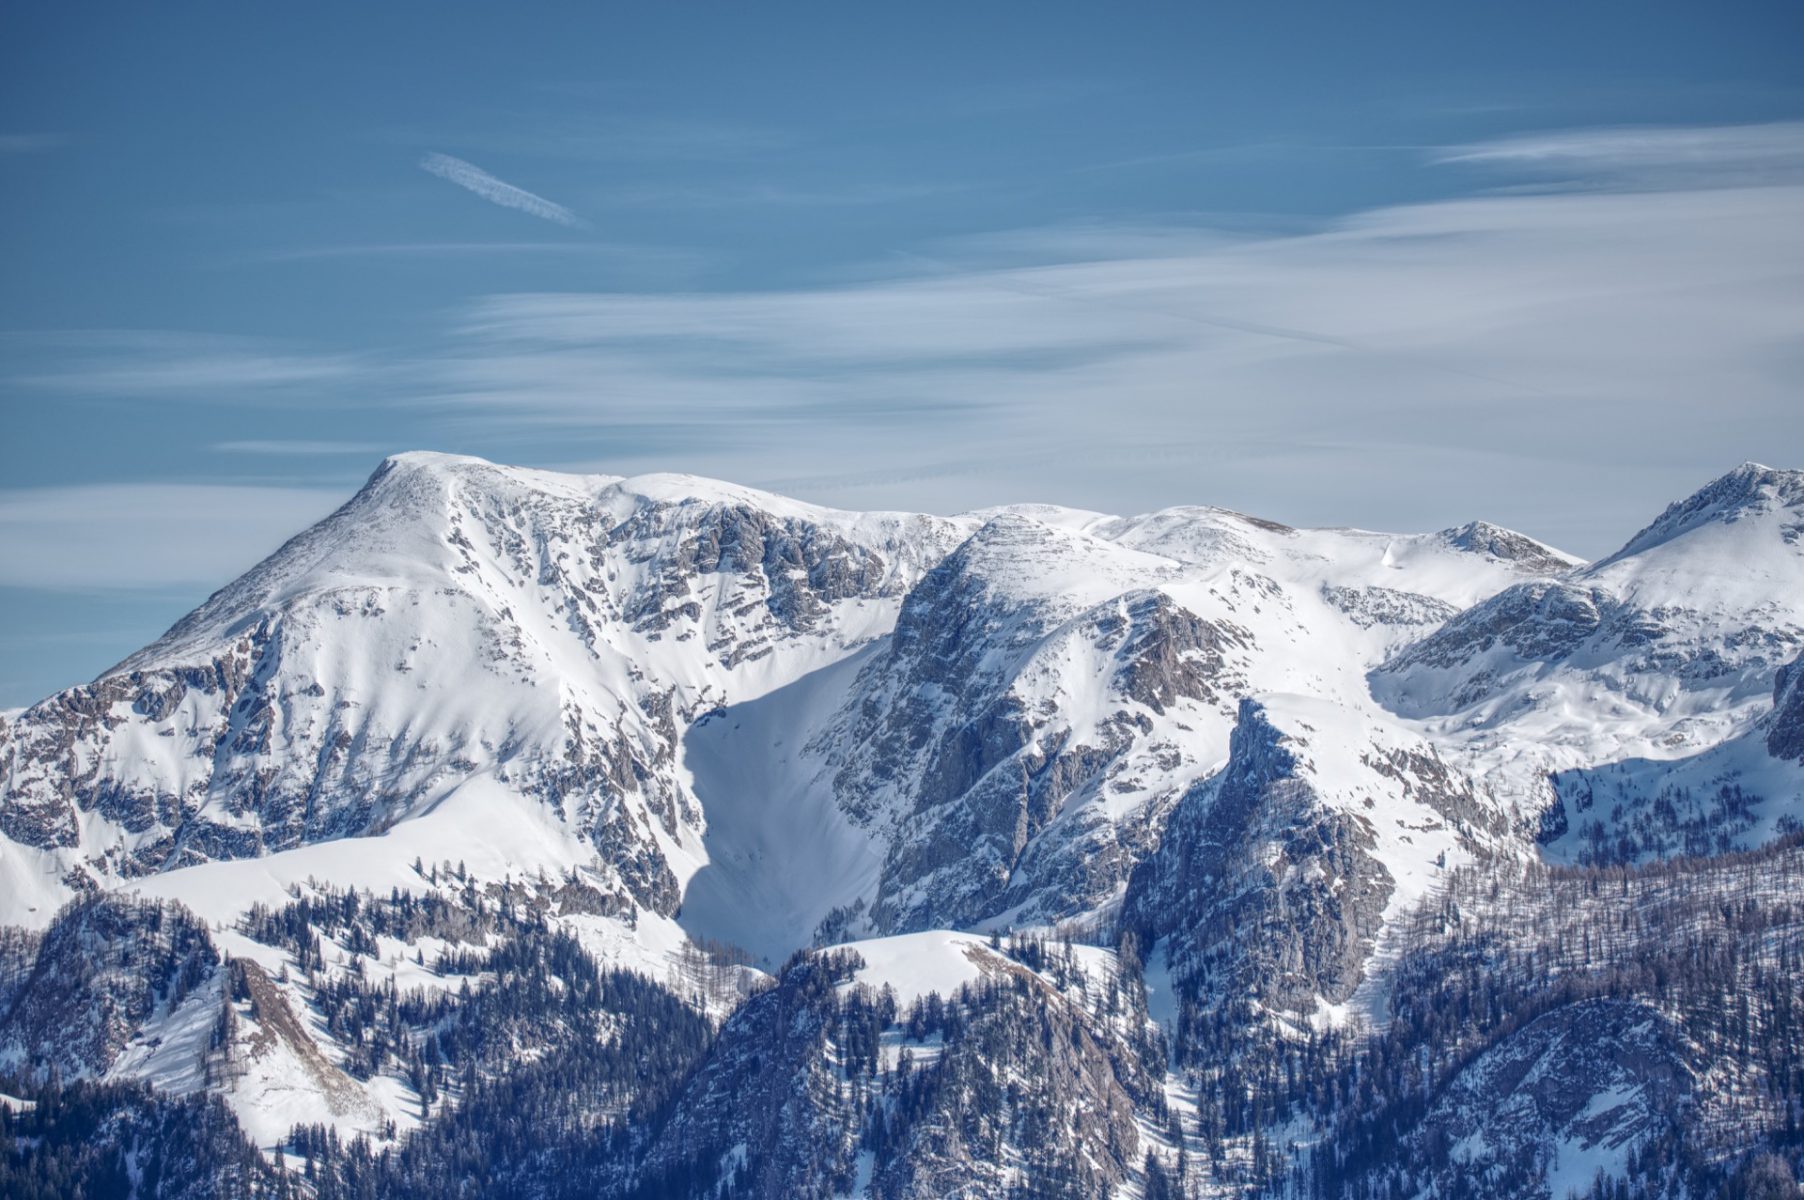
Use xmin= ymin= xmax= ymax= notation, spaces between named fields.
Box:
xmin=1123 ymin=698 xmax=1394 ymax=1015
xmin=1595 ymin=461 xmax=1804 ymax=569
xmin=1443 ymin=519 xmax=1581 ymax=574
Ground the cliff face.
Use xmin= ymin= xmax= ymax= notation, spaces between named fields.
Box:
xmin=1770 ymin=650 xmax=1804 ymax=762
xmin=639 ymin=939 xmax=1158 ymax=1200
xmin=816 ymin=518 xmax=1250 ymax=936
xmin=1123 ymin=698 xmax=1396 ymax=1015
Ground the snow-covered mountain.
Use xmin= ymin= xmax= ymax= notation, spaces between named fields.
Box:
xmin=1375 ymin=461 xmax=1804 ymax=864
xmin=3 ymin=454 xmax=1801 ymax=1199
xmin=0 ymin=452 xmax=967 ymax=929
xmin=0 ymin=451 xmax=1567 ymax=944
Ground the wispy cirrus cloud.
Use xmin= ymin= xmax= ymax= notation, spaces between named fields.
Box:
xmin=8 ymin=122 xmax=1799 ymax=561
xmin=419 ymin=152 xmax=588 ymax=228
xmin=1437 ymin=120 xmax=1804 ymax=186
xmin=417 ymin=122 xmax=1804 ymax=546
xmin=4 ymin=331 xmax=365 ymax=397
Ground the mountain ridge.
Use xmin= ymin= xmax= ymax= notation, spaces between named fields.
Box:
xmin=3 ymin=454 xmax=1802 ymax=1199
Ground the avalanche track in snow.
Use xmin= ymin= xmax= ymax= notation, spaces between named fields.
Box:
xmin=677 ymin=642 xmax=885 ymax=966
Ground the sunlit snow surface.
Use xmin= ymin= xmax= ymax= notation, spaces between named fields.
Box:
xmin=3 ymin=451 xmax=1802 ymax=1173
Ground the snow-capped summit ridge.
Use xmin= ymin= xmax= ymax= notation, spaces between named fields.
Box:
xmin=6 ymin=455 xmax=1793 ymax=943
xmin=371 ymin=449 xmax=622 ymax=499
xmin=1594 ymin=461 xmax=1804 ymax=569
xmin=1442 ymin=520 xmax=1583 ymax=573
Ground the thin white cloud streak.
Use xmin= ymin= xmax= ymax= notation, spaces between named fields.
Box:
xmin=6 ymin=332 xmax=363 ymax=396
xmin=1438 ymin=121 xmax=1804 ymax=186
xmin=419 ymin=152 xmax=587 ymax=228
xmin=0 ymin=485 xmax=343 ymax=589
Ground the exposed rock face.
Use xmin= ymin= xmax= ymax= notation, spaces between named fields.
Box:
xmin=0 ymin=629 xmax=277 ymax=865
xmin=0 ymin=455 xmax=966 ymax=919
xmin=0 ymin=896 xmax=218 ymax=1080
xmin=613 ymin=498 xmax=895 ymax=647
xmin=814 ymin=518 xmax=1248 ymax=936
xmin=1321 ymin=583 xmax=1460 ymax=630
xmin=1385 ymin=580 xmax=1614 ymax=676
xmin=639 ymin=944 xmax=1156 ymax=1200
xmin=1122 ymin=699 xmax=1394 ymax=1014
xmin=1443 ymin=519 xmax=1580 ymax=575
xmin=1770 ymin=651 xmax=1804 ymax=762
xmin=1383 ymin=577 xmax=1802 ymax=708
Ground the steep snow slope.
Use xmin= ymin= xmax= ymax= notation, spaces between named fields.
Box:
xmin=772 ymin=503 xmax=1568 ymax=945
xmin=1376 ymin=463 xmax=1804 ymax=860
xmin=0 ymin=452 xmax=1577 ymax=964
xmin=677 ymin=645 xmax=887 ymax=966
xmin=0 ymin=452 xmax=970 ymax=931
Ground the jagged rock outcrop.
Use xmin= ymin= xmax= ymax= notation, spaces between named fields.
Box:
xmin=813 ymin=518 xmax=1246 ymax=935
xmin=1122 ymin=698 xmax=1395 ymax=1014
xmin=638 ymin=942 xmax=1158 ymax=1200
xmin=1384 ymin=580 xmax=1615 ymax=677
xmin=1443 ymin=519 xmax=1579 ymax=575
xmin=1321 ymin=583 xmax=1461 ymax=630
xmin=1770 ymin=650 xmax=1804 ymax=762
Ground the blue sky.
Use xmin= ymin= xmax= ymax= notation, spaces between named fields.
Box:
xmin=3 ymin=2 xmax=1803 ymax=705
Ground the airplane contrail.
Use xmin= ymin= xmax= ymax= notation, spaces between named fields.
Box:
xmin=419 ymin=152 xmax=587 ymax=228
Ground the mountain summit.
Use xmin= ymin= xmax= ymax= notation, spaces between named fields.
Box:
xmin=2 ymin=457 xmax=1801 ymax=1198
